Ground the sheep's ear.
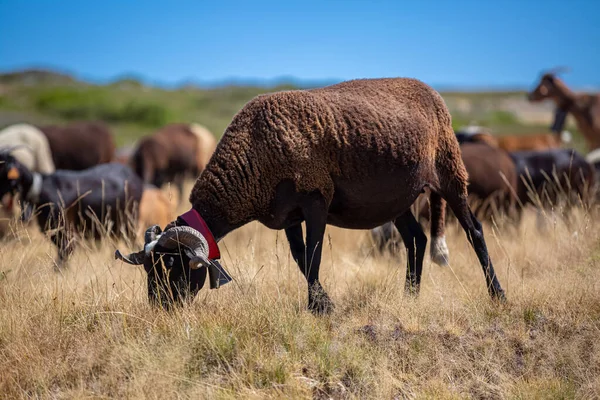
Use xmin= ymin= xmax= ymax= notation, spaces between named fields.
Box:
xmin=7 ymin=167 xmax=19 ymax=180
xmin=207 ymin=260 xmax=232 ymax=289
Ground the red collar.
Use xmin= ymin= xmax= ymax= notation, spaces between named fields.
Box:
xmin=179 ymin=208 xmax=221 ymax=259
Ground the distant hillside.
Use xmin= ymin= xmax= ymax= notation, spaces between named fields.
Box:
xmin=0 ymin=69 xmax=77 ymax=86
xmin=0 ymin=68 xmax=584 ymax=151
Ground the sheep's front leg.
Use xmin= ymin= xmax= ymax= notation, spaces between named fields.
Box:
xmin=285 ymin=198 xmax=332 ymax=314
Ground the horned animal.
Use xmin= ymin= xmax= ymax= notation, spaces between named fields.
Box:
xmin=116 ymin=78 xmax=505 ymax=312
xmin=528 ymin=69 xmax=600 ymax=151
xmin=0 ymin=148 xmax=143 ymax=267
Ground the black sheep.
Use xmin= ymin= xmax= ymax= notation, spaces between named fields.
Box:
xmin=0 ymin=147 xmax=143 ymax=267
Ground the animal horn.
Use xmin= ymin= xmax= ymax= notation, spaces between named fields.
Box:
xmin=544 ymin=66 xmax=571 ymax=76
xmin=114 ymin=225 xmax=162 ymax=266
xmin=156 ymin=226 xmax=210 ymax=269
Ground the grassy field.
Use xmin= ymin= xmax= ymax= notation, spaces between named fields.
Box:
xmin=1 ymin=70 xmax=598 ymax=398
xmin=1 ymin=181 xmax=600 ymax=399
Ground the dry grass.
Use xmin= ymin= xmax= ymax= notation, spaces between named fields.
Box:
xmin=1 ymin=184 xmax=600 ymax=399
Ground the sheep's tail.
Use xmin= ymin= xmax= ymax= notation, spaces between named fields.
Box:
xmin=429 ymin=191 xmax=449 ymax=267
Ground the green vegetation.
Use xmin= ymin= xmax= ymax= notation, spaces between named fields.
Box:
xmin=0 ymin=69 xmax=584 ymax=149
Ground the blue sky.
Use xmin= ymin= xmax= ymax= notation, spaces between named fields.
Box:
xmin=0 ymin=0 xmax=598 ymax=89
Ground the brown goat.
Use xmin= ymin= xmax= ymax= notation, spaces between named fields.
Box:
xmin=130 ymin=123 xmax=216 ymax=204
xmin=38 ymin=121 xmax=115 ymax=170
xmin=528 ymin=71 xmax=600 ymax=151
xmin=117 ymin=78 xmax=505 ymax=312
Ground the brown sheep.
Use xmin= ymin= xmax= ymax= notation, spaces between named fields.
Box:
xmin=38 ymin=121 xmax=115 ymax=170
xmin=528 ymin=70 xmax=600 ymax=151
xmin=116 ymin=78 xmax=505 ymax=312
xmin=130 ymin=123 xmax=216 ymax=204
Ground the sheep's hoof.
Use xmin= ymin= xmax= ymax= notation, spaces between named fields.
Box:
xmin=404 ymin=283 xmax=421 ymax=297
xmin=430 ymin=236 xmax=450 ymax=267
xmin=490 ymin=288 xmax=507 ymax=303
xmin=308 ymin=288 xmax=334 ymax=315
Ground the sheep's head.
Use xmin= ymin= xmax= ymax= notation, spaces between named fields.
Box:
xmin=115 ymin=224 xmax=231 ymax=308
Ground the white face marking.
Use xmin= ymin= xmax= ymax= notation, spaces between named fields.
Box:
xmin=145 ymin=234 xmax=163 ymax=254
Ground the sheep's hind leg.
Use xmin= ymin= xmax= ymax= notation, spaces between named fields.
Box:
xmin=394 ymin=211 xmax=427 ymax=296
xmin=284 ymin=198 xmax=332 ymax=314
xmin=446 ymin=194 xmax=506 ymax=300
xmin=429 ymin=192 xmax=450 ymax=266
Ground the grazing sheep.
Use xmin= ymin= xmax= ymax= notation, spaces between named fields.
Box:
xmin=116 ymin=78 xmax=505 ymax=312
xmin=0 ymin=148 xmax=143 ymax=267
xmin=38 ymin=121 xmax=116 ymax=170
xmin=528 ymin=69 xmax=600 ymax=151
xmin=130 ymin=123 xmax=216 ymax=205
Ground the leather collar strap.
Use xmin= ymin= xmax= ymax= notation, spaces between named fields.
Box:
xmin=178 ymin=208 xmax=221 ymax=259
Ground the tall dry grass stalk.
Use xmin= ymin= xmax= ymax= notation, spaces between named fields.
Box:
xmin=1 ymin=182 xmax=599 ymax=399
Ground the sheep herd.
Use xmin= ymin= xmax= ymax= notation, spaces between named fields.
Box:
xmin=1 ymin=72 xmax=599 ymax=313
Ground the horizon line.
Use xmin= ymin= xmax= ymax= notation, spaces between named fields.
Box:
xmin=1 ymin=65 xmax=598 ymax=92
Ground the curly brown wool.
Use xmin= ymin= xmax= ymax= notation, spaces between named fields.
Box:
xmin=182 ymin=77 xmax=504 ymax=313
